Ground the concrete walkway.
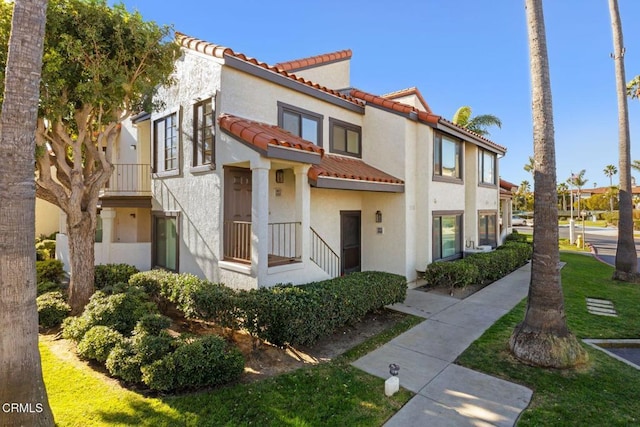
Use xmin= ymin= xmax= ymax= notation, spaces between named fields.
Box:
xmin=352 ymin=263 xmax=533 ymax=426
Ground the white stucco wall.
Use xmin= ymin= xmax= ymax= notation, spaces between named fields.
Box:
xmin=35 ymin=198 xmax=60 ymax=238
xmin=286 ymin=60 xmax=351 ymax=91
xmin=152 ymin=49 xmax=224 ymax=281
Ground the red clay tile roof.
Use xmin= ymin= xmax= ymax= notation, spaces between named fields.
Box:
xmin=309 ymin=154 xmax=404 ymax=184
xmin=500 ymin=179 xmax=518 ymax=191
xmin=274 ymin=49 xmax=353 ymax=72
xmin=219 ymin=114 xmax=324 ymax=156
xmin=350 ymin=89 xmax=440 ymax=124
xmin=382 ymin=87 xmax=432 ymax=113
xmin=175 ymin=33 xmax=363 ymax=107
xmin=350 ymin=89 xmax=506 ymax=153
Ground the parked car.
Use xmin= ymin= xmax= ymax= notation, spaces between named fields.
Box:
xmin=511 ymin=215 xmax=533 ymax=226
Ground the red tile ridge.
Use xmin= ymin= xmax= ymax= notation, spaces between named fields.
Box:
xmin=175 ymin=32 xmax=234 ymax=58
xmin=381 ymin=87 xmax=432 ymax=113
xmin=500 ymin=178 xmax=518 ymax=191
xmin=350 ymin=89 xmax=440 ymax=123
xmin=175 ymin=33 xmax=363 ymax=107
xmin=218 ymin=113 xmax=324 ymax=156
xmin=274 ymin=49 xmax=353 ymax=72
xmin=309 ymin=153 xmax=404 ymax=184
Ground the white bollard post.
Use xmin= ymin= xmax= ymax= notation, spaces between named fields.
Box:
xmin=569 ymin=219 xmax=575 ymax=245
xmin=385 ymin=376 xmax=399 ymax=397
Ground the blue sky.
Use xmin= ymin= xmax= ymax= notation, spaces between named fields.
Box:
xmin=113 ymin=0 xmax=640 ymax=189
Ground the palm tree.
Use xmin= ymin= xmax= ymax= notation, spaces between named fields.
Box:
xmin=557 ymin=182 xmax=569 ymax=212
xmin=628 ymin=75 xmax=640 ymax=98
xmin=510 ymin=0 xmax=586 ymax=369
xmin=0 ymin=0 xmax=55 ymax=425
xmin=631 ymin=160 xmax=640 ymax=173
xmin=568 ymin=170 xmax=588 ymax=217
xmin=524 ymin=156 xmax=535 ymax=176
xmin=608 ymin=0 xmax=638 ymax=282
xmin=603 ymin=164 xmax=618 ymax=211
xmin=452 ymin=106 xmax=502 ymax=137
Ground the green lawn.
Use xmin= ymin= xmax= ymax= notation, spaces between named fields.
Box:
xmin=457 ymin=253 xmax=640 ymax=426
xmin=41 ymin=312 xmax=422 ymax=426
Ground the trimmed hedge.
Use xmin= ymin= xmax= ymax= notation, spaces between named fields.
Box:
xmin=141 ymin=335 xmax=245 ymax=391
xmin=129 ymin=270 xmax=407 ymax=347
xmin=242 ymin=272 xmax=407 ymax=346
xmin=424 ymin=237 xmax=532 ymax=289
xmin=37 ymin=291 xmax=71 ymax=328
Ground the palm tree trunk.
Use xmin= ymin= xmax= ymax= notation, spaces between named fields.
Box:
xmin=609 ymin=0 xmax=638 ymax=281
xmin=510 ymin=0 xmax=587 ymax=368
xmin=0 ymin=1 xmax=55 ymax=425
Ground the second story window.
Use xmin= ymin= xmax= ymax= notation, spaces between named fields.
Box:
xmin=193 ymin=98 xmax=214 ymax=167
xmin=434 ymin=133 xmax=462 ymax=180
xmin=330 ymin=118 xmax=361 ymax=157
xmin=277 ymin=102 xmax=323 ymax=146
xmin=479 ymin=149 xmax=496 ymax=185
xmin=153 ymin=112 xmax=179 ymax=175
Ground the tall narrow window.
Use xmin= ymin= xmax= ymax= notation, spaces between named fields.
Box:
xmin=478 ymin=212 xmax=497 ymax=247
xmin=479 ymin=149 xmax=496 ymax=185
xmin=432 ymin=213 xmax=463 ymax=261
xmin=434 ymin=133 xmax=462 ymax=179
xmin=153 ymin=213 xmax=178 ymax=271
xmin=277 ymin=102 xmax=322 ymax=146
xmin=330 ymin=118 xmax=361 ymax=157
xmin=153 ymin=112 xmax=178 ymax=175
xmin=193 ymin=98 xmax=214 ymax=167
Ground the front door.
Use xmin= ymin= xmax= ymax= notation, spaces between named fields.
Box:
xmin=224 ymin=167 xmax=252 ymax=261
xmin=341 ymin=211 xmax=361 ymax=275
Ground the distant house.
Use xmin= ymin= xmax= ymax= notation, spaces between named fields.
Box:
xmin=55 ymin=32 xmax=508 ymax=289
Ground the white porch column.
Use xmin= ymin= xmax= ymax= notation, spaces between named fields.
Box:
xmin=294 ymin=165 xmax=311 ymax=263
xmin=250 ymin=161 xmax=270 ymax=285
xmin=100 ymin=208 xmax=116 ymax=264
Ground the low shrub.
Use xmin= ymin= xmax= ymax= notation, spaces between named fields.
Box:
xmin=133 ymin=313 xmax=171 ymax=336
xmin=35 ymin=239 xmax=56 ymax=261
xmin=240 ymin=271 xmax=407 ymax=347
xmin=37 ymin=291 xmax=71 ymax=328
xmin=105 ymin=342 xmax=143 ymax=384
xmin=129 ymin=271 xmax=240 ymax=330
xmin=141 ymin=335 xmax=244 ymax=391
xmin=423 ymin=260 xmax=479 ymax=289
xmin=131 ymin=331 xmax=175 ymax=365
xmin=62 ymin=286 xmax=157 ymax=342
xmin=95 ymin=264 xmax=140 ymax=290
xmin=36 ymin=259 xmax=65 ymax=285
xmin=37 ymin=280 xmax=61 ymax=296
xmin=505 ymin=230 xmax=528 ymax=243
xmin=77 ymin=326 xmax=125 ymax=363
xmin=423 ymin=239 xmax=532 ymax=290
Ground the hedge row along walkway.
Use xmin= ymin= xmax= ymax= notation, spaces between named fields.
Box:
xmin=353 ymin=262 xmax=534 ymax=426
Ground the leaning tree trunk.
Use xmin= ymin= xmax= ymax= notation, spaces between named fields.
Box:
xmin=66 ymin=211 xmax=96 ymax=315
xmin=609 ymin=0 xmax=638 ymax=282
xmin=0 ymin=0 xmax=55 ymax=426
xmin=510 ymin=0 xmax=587 ymax=369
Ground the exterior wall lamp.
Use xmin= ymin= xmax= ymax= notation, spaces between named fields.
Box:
xmin=375 ymin=210 xmax=382 ymax=223
xmin=275 ymin=169 xmax=285 ymax=184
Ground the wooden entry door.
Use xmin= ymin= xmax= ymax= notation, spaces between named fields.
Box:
xmin=341 ymin=211 xmax=361 ymax=275
xmin=224 ymin=168 xmax=252 ymax=261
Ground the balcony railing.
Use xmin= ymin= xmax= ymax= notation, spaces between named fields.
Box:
xmin=101 ymin=163 xmax=151 ymax=195
xmin=310 ymin=227 xmax=340 ymax=278
xmin=223 ymin=221 xmax=302 ymax=265
xmin=223 ymin=221 xmax=252 ymax=263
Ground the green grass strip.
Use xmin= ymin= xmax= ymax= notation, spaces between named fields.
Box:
xmin=457 ymin=253 xmax=640 ymax=426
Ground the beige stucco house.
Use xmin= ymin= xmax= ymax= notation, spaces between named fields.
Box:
xmin=57 ymin=32 xmax=509 ymax=288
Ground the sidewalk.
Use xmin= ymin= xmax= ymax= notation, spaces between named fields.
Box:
xmin=352 ymin=263 xmax=533 ymax=426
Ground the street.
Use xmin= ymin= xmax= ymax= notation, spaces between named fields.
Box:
xmin=514 ymin=224 xmax=640 ymax=269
